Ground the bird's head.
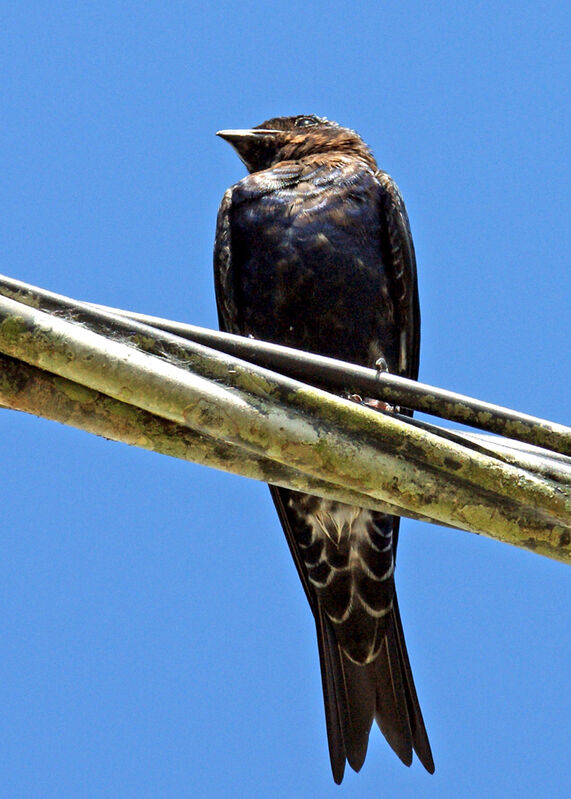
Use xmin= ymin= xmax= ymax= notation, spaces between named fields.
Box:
xmin=217 ymin=115 xmax=377 ymax=173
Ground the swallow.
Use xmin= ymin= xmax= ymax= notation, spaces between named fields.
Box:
xmin=213 ymin=115 xmax=433 ymax=782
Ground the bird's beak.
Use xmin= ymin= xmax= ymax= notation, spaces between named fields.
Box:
xmin=216 ymin=129 xmax=282 ymax=172
xmin=216 ymin=129 xmax=279 ymax=143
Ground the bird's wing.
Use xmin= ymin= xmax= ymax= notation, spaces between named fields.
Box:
xmin=213 ymin=187 xmax=239 ymax=331
xmin=213 ymin=163 xmax=307 ymax=332
xmin=375 ymin=170 xmax=421 ymax=381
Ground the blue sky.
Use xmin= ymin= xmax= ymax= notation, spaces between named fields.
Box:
xmin=1 ymin=2 xmax=569 ymax=797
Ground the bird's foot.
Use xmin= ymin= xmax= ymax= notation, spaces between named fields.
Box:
xmin=346 ymin=393 xmax=396 ymax=413
xmin=365 ymin=398 xmax=396 ymax=412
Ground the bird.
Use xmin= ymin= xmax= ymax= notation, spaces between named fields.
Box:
xmin=213 ymin=115 xmax=434 ymax=783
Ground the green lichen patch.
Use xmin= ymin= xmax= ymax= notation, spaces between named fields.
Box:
xmin=0 ymin=315 xmax=28 ymax=345
xmin=130 ymin=333 xmax=159 ymax=353
xmin=53 ymin=376 xmax=96 ymax=405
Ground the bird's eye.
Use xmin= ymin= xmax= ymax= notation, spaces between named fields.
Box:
xmin=295 ymin=116 xmax=317 ymax=128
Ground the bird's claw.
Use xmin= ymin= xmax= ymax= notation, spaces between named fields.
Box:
xmin=346 ymin=392 xmax=395 ymax=413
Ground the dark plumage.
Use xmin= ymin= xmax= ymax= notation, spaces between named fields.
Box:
xmin=213 ymin=114 xmax=433 ymax=783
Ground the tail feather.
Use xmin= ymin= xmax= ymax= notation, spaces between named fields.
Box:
xmin=315 ymin=596 xmax=434 ymax=781
xmin=315 ymin=611 xmax=348 ymax=784
xmin=340 ymin=648 xmax=376 ymax=772
xmin=268 ymin=485 xmax=433 ymax=780
xmin=373 ymin=611 xmax=414 ymax=765
xmin=391 ymin=594 xmax=435 ymax=773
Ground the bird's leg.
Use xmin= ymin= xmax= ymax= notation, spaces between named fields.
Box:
xmin=370 ymin=357 xmax=399 ymax=412
xmin=347 ymin=357 xmax=398 ymax=413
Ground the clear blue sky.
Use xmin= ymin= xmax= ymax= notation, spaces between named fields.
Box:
xmin=2 ymin=2 xmax=569 ymax=797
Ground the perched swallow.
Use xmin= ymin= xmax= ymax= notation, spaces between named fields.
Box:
xmin=214 ymin=115 xmax=433 ymax=783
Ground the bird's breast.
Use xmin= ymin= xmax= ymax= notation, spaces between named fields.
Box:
xmin=229 ymin=161 xmax=398 ymax=367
